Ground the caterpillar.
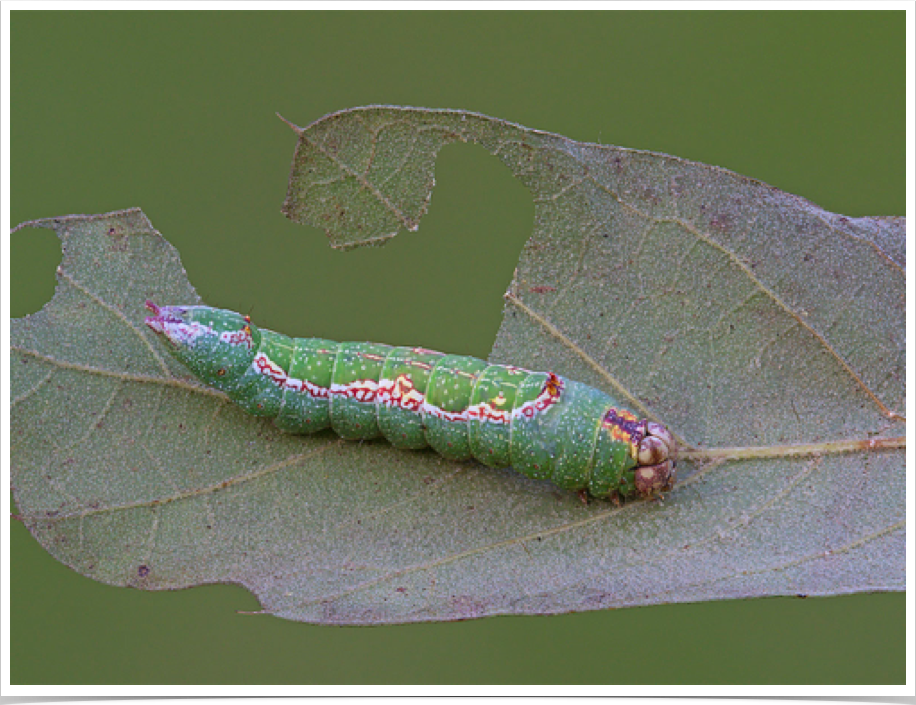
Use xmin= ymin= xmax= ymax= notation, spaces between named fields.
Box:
xmin=144 ymin=302 xmax=676 ymax=501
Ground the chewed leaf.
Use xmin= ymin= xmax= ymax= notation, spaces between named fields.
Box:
xmin=11 ymin=107 xmax=905 ymax=625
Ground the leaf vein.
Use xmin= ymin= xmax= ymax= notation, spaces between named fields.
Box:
xmin=57 ymin=268 xmax=172 ymax=377
xmin=502 ymin=291 xmax=684 ymax=445
xmin=10 ymin=345 xmax=226 ymax=399
xmin=302 ymin=132 xmax=417 ymax=231
xmin=584 ymin=174 xmax=903 ymax=422
xmin=10 ymin=367 xmax=56 ymax=407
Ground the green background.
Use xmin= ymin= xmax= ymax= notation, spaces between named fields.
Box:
xmin=9 ymin=11 xmax=904 ymax=685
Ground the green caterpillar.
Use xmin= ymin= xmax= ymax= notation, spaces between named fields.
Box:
xmin=144 ymin=302 xmax=676 ymax=501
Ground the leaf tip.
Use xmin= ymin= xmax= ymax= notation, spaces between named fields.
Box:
xmin=276 ymin=112 xmax=303 ymax=134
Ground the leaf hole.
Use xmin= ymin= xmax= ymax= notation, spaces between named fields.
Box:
xmin=10 ymin=225 xmax=62 ymax=317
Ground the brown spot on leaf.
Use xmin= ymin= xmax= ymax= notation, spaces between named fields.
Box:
xmin=709 ymin=213 xmax=733 ymax=232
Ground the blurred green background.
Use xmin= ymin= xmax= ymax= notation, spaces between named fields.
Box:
xmin=9 ymin=11 xmax=904 ymax=684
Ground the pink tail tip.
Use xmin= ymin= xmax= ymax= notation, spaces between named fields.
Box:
xmin=145 ymin=300 xmax=161 ymax=315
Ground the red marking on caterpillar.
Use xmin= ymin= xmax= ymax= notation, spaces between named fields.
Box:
xmin=422 ymin=403 xmax=469 ymax=423
xmin=221 ymin=328 xmax=254 ymax=350
xmin=359 ymin=352 xmax=388 ymax=363
xmin=467 ymin=401 xmax=511 ymax=424
xmin=378 ymin=375 xmax=425 ymax=412
xmin=285 ymin=377 xmax=330 ymax=399
xmin=252 ymin=350 xmax=563 ymax=429
xmin=510 ymin=373 xmax=565 ymax=420
xmin=330 ymin=379 xmax=378 ymax=403
xmin=253 ymin=353 xmax=288 ymax=386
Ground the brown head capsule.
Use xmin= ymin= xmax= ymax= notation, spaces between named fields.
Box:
xmin=634 ymin=421 xmax=677 ymax=497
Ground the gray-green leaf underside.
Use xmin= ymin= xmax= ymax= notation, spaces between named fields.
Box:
xmin=11 ymin=107 xmax=905 ymax=625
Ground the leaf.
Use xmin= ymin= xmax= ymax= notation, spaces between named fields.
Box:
xmin=12 ymin=107 xmax=905 ymax=626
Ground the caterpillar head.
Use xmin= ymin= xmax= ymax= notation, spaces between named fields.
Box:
xmin=144 ymin=301 xmax=259 ymax=387
xmin=633 ymin=422 xmax=677 ymax=497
